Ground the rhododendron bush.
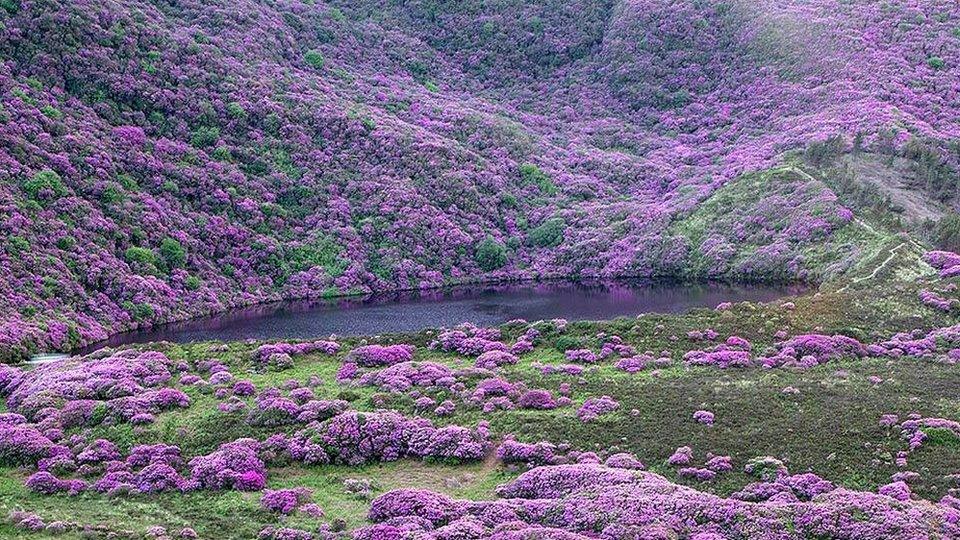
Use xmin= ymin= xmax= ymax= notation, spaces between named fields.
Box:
xmin=1 ymin=0 xmax=958 ymax=358
xmin=357 ymin=465 xmax=960 ymax=539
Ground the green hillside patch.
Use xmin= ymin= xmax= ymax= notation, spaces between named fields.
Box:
xmin=671 ymin=165 xmax=899 ymax=281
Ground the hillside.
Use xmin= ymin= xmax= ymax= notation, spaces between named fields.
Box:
xmin=0 ymin=0 xmax=958 ymax=358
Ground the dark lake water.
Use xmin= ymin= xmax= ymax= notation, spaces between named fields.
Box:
xmin=66 ymin=280 xmax=807 ymax=356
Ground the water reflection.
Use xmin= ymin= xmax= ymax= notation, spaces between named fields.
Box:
xmin=71 ymin=279 xmax=808 ymax=355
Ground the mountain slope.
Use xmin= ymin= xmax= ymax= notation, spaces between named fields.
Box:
xmin=0 ymin=0 xmax=957 ymax=358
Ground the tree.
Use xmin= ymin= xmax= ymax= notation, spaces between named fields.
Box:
xmin=304 ymin=49 xmax=325 ymax=69
xmin=160 ymin=237 xmax=187 ymax=269
xmin=125 ymin=246 xmax=157 ymax=270
xmin=475 ymin=236 xmax=507 ymax=271
xmin=22 ymin=169 xmax=67 ymax=201
xmin=519 ymin=163 xmax=557 ymax=195
xmin=529 ymin=218 xmax=565 ymax=247
xmin=935 ymin=213 xmax=960 ymax=253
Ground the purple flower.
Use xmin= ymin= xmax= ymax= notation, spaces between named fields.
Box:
xmin=693 ymin=410 xmax=715 ymax=425
xmin=518 ymin=389 xmax=558 ymax=410
xmin=564 ymin=349 xmax=599 ymax=364
xmin=347 ymin=344 xmax=416 ymax=367
xmin=667 ymin=446 xmax=693 ymax=466
xmin=261 ymin=488 xmax=312 ymax=514
xmin=577 ymin=396 xmax=620 ymax=422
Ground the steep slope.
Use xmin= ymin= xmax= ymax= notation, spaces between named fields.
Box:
xmin=0 ymin=0 xmax=957 ymax=358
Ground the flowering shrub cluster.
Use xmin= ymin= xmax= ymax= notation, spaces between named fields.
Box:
xmin=615 ymin=353 xmax=672 ymax=373
xmin=473 ymin=350 xmax=518 ymax=369
xmin=430 ymin=324 xmax=509 ymax=357
xmin=872 ymin=323 xmax=960 ymax=359
xmin=693 ymin=410 xmax=715 ymax=425
xmin=881 ymin=412 xmax=960 ymax=472
xmin=355 ymin=362 xmax=455 ymax=393
xmin=267 ymin=411 xmax=491 ymax=466
xmin=599 ymin=335 xmax=635 ymax=359
xmin=260 ymin=488 xmax=314 ymax=515
xmin=925 ymin=251 xmax=960 ymax=277
xmin=356 ymin=464 xmax=960 ymax=538
xmin=564 ymin=348 xmax=599 ymax=364
xmin=577 ymin=395 xmax=620 ymax=422
xmin=254 ymin=341 xmax=339 ymax=370
xmin=345 ymin=344 xmax=415 ymax=367
xmin=682 ymin=332 xmax=871 ymax=370
xmin=920 ymin=289 xmax=957 ymax=311
xmin=3 ymin=350 xmax=193 ymax=433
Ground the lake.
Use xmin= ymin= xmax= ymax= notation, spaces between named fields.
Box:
xmin=60 ymin=280 xmax=807 ymax=358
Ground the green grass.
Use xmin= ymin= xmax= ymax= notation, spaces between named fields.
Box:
xmin=0 ymin=457 xmax=511 ymax=539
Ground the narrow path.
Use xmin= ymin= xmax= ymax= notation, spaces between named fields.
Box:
xmin=787 ymin=164 xmax=929 ymax=293
xmin=835 ymin=242 xmax=908 ymax=293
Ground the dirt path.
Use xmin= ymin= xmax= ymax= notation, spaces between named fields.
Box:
xmin=835 ymin=242 xmax=908 ymax=293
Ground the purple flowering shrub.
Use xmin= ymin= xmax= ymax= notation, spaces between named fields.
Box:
xmin=920 ymin=289 xmax=958 ymax=311
xmin=270 ymin=411 xmax=491 ymax=466
xmin=188 ymin=438 xmax=266 ymax=491
xmin=693 ymin=410 xmax=715 ymax=425
xmin=474 ymin=350 xmax=518 ymax=369
xmin=0 ymin=424 xmax=59 ymax=466
xmin=355 ymin=361 xmax=454 ymax=392
xmin=255 ymin=341 xmax=340 ymax=363
xmin=517 ymin=389 xmax=560 ymax=410
xmin=2 ymin=350 xmax=200 ymax=441
xmin=576 ymin=395 xmax=620 ymax=422
xmin=564 ymin=348 xmax=599 ymax=364
xmin=260 ymin=488 xmax=313 ymax=515
xmin=431 ymin=324 xmax=509 ymax=356
xmin=496 ymin=437 xmax=557 ymax=467
xmin=684 ymin=348 xmax=752 ymax=368
xmin=925 ymin=250 xmax=960 ymax=277
xmin=357 ymin=463 xmax=960 ymax=538
xmin=346 ymin=345 xmax=415 ymax=367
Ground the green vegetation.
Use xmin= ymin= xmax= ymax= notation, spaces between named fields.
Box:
xmin=519 ymin=163 xmax=557 ymax=195
xmin=40 ymin=105 xmax=62 ymax=119
xmin=474 ymin=236 xmax=508 ymax=271
xmin=7 ymin=236 xmax=29 ymax=255
xmin=124 ymin=246 xmax=157 ymax=267
xmin=226 ymin=101 xmax=246 ymax=119
xmin=287 ymin=237 xmax=349 ymax=277
xmin=159 ymin=238 xmax=187 ymax=270
xmin=21 ymin=170 xmax=67 ymax=201
xmin=56 ymin=236 xmax=75 ymax=250
xmin=190 ymin=126 xmax=220 ymax=148
xmin=5 ymin=273 xmax=960 ymax=538
xmin=4 ymin=216 xmax=960 ymax=539
xmin=528 ymin=217 xmax=565 ymax=248
xmin=935 ymin=213 xmax=960 ymax=252
xmin=304 ymin=49 xmax=325 ymax=70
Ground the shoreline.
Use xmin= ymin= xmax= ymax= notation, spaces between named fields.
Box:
xmin=35 ymin=275 xmax=813 ymax=361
